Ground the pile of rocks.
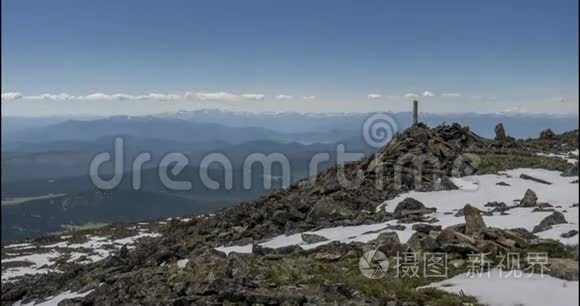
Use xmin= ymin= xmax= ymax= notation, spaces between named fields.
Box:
xmin=364 ymin=123 xmax=483 ymax=192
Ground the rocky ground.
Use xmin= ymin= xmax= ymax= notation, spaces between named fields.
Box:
xmin=1 ymin=122 xmax=578 ymax=305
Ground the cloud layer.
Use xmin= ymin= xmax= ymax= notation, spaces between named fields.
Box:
xmin=1 ymin=91 xmax=274 ymax=102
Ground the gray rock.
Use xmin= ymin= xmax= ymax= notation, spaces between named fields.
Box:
xmin=495 ymin=123 xmax=507 ymax=140
xmin=533 ymin=212 xmax=567 ymax=233
xmin=393 ymin=198 xmax=426 ymax=216
xmin=372 ymin=232 xmax=403 ymax=256
xmin=520 ymin=174 xmax=552 ymax=185
xmin=520 ymin=189 xmax=538 ymax=207
xmin=561 ymin=230 xmax=579 ymax=238
xmin=546 ymin=258 xmax=579 ymax=281
xmin=411 ymin=223 xmax=442 ymax=234
xmin=464 ymin=204 xmax=487 ymax=236
xmin=561 ymin=162 xmax=579 ymax=177
xmin=301 ymin=233 xmax=329 ymax=244
xmin=406 ymin=232 xmax=440 ymax=253
xmin=440 ymin=243 xmax=479 ymax=256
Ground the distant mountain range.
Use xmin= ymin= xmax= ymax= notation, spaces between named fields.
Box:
xmin=1 ymin=110 xmax=577 ymax=241
xmin=3 ymin=110 xmax=577 ymax=143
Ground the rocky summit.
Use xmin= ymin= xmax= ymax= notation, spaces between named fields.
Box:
xmin=2 ymin=123 xmax=579 ymax=305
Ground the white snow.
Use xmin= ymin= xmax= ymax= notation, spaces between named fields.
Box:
xmin=214 ymin=244 xmax=253 ymax=256
xmin=378 ymin=168 xmax=578 ymax=243
xmin=177 ymin=259 xmax=189 ymax=268
xmin=420 ymin=269 xmax=578 ymax=306
xmin=214 ymin=168 xmax=579 ymax=255
xmin=21 ymin=290 xmax=94 ymax=306
xmin=2 ymin=252 xmax=61 ymax=282
xmin=2 ymin=230 xmax=161 ymax=282
xmin=537 ymin=150 xmax=579 ymax=164
xmin=4 ymin=243 xmax=33 ymax=249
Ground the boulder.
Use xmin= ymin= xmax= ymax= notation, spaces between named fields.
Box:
xmin=463 ymin=204 xmax=487 ymax=236
xmin=533 ymin=212 xmax=567 ymax=233
xmin=393 ymin=198 xmax=426 ymax=216
xmin=520 ymin=189 xmax=538 ymax=207
xmin=372 ymin=232 xmax=403 ymax=256
xmin=561 ymin=230 xmax=579 ymax=239
xmin=520 ymin=174 xmax=552 ymax=185
xmin=539 ymin=129 xmax=556 ymax=140
xmin=502 ymin=230 xmax=529 ymax=248
xmin=484 ymin=201 xmax=509 ymax=212
xmin=406 ymin=232 xmax=440 ymax=253
xmin=436 ymin=228 xmax=475 ymax=245
xmin=411 ymin=223 xmax=442 ymax=234
xmin=546 ymin=258 xmax=579 ymax=281
xmin=561 ymin=162 xmax=579 ymax=177
xmin=307 ymin=198 xmax=356 ymax=222
xmin=440 ymin=243 xmax=479 ymax=256
xmin=495 ymin=123 xmax=507 ymax=140
xmin=301 ymin=233 xmax=329 ymax=244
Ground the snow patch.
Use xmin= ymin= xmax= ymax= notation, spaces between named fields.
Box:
xmin=420 ymin=269 xmax=578 ymax=306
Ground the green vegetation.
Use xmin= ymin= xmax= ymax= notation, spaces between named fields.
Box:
xmin=477 ymin=153 xmax=571 ymax=174
xmin=266 ymin=255 xmax=481 ymax=305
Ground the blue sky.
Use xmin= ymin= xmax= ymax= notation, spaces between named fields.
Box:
xmin=1 ymin=0 xmax=578 ymax=115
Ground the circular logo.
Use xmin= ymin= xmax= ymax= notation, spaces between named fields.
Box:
xmin=359 ymin=250 xmax=390 ymax=279
xmin=362 ymin=113 xmax=399 ymax=148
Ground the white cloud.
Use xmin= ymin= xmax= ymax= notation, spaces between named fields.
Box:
xmin=441 ymin=93 xmax=462 ymax=97
xmin=137 ymin=93 xmax=181 ymax=101
xmin=404 ymin=93 xmax=419 ymax=99
xmin=1 ymin=92 xmax=23 ymax=101
xmin=275 ymin=94 xmax=293 ymax=100
xmin=27 ymin=93 xmax=77 ymax=101
xmin=302 ymin=95 xmax=316 ymax=100
xmin=501 ymin=106 xmax=528 ymax=113
xmin=81 ymin=93 xmax=117 ymax=101
xmin=422 ymin=91 xmax=435 ymax=97
xmin=190 ymin=92 xmax=239 ymax=101
xmin=367 ymin=93 xmax=383 ymax=100
xmin=241 ymin=93 xmax=265 ymax=101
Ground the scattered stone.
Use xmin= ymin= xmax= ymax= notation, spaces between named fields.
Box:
xmin=495 ymin=123 xmax=507 ymax=140
xmin=411 ymin=223 xmax=442 ymax=234
xmin=546 ymin=258 xmax=579 ymax=281
xmin=440 ymin=243 xmax=478 ymax=256
xmin=561 ymin=230 xmax=579 ymax=239
xmin=301 ymin=233 xmax=329 ymax=244
xmin=561 ymin=162 xmax=579 ymax=177
xmin=519 ymin=174 xmax=552 ymax=185
xmin=484 ymin=201 xmax=508 ymax=212
xmin=385 ymin=224 xmax=406 ymax=231
xmin=463 ymin=204 xmax=487 ymax=236
xmin=372 ymin=232 xmax=403 ymax=256
xmin=496 ymin=181 xmax=511 ymax=186
xmin=520 ymin=189 xmax=538 ymax=207
xmin=531 ymin=207 xmax=555 ymax=213
xmin=539 ymin=129 xmax=556 ymax=140
xmin=313 ymin=253 xmax=342 ymax=262
xmin=406 ymin=232 xmax=440 ymax=253
xmin=533 ymin=212 xmax=567 ymax=233
xmin=393 ymin=198 xmax=426 ymax=216
xmin=503 ymin=230 xmax=529 ymax=248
